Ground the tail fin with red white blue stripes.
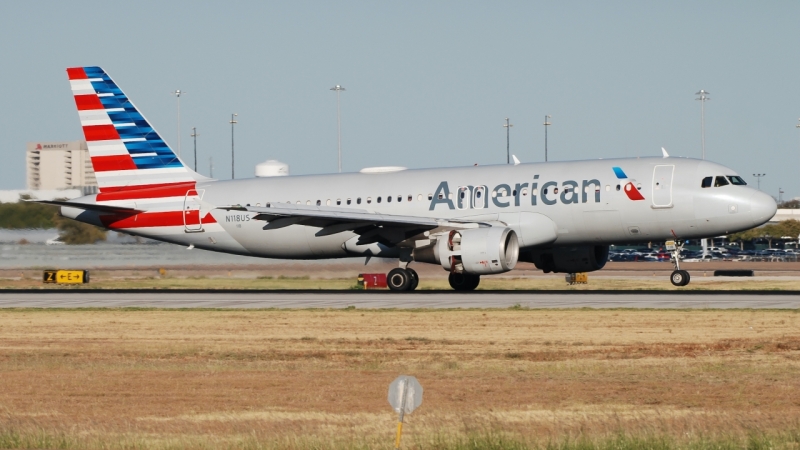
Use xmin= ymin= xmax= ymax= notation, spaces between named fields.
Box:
xmin=67 ymin=66 xmax=204 ymax=197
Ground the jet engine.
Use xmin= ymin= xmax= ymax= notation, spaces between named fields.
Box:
xmin=524 ymin=245 xmax=609 ymax=273
xmin=413 ymin=227 xmax=519 ymax=275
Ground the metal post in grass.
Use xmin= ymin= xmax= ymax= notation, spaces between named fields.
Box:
xmin=388 ymin=375 xmax=423 ymax=449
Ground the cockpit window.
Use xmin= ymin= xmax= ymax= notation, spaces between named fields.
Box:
xmin=714 ymin=176 xmax=729 ymax=187
xmin=701 ymin=176 xmax=712 ymax=188
xmin=727 ymin=176 xmax=747 ymax=186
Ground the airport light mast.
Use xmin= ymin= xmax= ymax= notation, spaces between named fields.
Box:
xmin=543 ymin=115 xmax=552 ymax=162
xmin=230 ymin=113 xmax=237 ymax=179
xmin=503 ymin=118 xmax=513 ymax=164
xmin=172 ymin=90 xmax=184 ymax=157
xmin=330 ymin=85 xmax=345 ymax=173
xmin=695 ymin=90 xmax=710 ymax=160
xmin=753 ymin=173 xmax=766 ymax=191
xmin=190 ymin=127 xmax=199 ymax=172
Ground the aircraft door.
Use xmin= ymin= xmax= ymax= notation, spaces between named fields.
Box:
xmin=652 ymin=165 xmax=674 ymax=208
xmin=456 ymin=186 xmax=472 ymax=210
xmin=473 ymin=186 xmax=488 ymax=209
xmin=183 ymin=189 xmax=205 ymax=232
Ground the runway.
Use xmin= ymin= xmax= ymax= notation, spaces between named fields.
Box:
xmin=0 ymin=290 xmax=798 ymax=309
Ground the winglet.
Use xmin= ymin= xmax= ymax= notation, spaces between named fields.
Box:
xmin=661 ymin=147 xmax=669 ymax=158
xmin=512 ymin=155 xmax=521 ymax=165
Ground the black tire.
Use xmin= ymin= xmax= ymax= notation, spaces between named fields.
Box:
xmin=681 ymin=270 xmax=691 ymax=286
xmin=449 ymin=272 xmax=480 ymax=291
xmin=670 ymin=270 xmax=687 ymax=287
xmin=387 ymin=268 xmax=411 ymax=291
xmin=407 ymin=268 xmax=419 ymax=291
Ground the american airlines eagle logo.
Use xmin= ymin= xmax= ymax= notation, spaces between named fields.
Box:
xmin=612 ymin=166 xmax=645 ymax=201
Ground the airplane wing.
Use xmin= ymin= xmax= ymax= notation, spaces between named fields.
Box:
xmin=217 ymin=204 xmax=489 ymax=245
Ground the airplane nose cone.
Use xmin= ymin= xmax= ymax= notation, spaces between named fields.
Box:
xmin=749 ymin=190 xmax=777 ymax=226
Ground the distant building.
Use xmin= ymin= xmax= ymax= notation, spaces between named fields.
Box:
xmin=26 ymin=141 xmax=97 ymax=194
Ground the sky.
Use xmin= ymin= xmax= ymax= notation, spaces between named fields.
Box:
xmin=1 ymin=1 xmax=799 ymax=199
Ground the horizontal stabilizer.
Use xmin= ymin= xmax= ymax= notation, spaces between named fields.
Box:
xmin=33 ymin=200 xmax=142 ymax=215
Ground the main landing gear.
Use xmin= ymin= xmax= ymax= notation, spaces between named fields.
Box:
xmin=448 ymin=272 xmax=481 ymax=291
xmin=667 ymin=239 xmax=691 ymax=287
xmin=387 ymin=267 xmax=419 ymax=292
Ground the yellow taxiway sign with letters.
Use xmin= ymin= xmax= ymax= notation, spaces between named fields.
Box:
xmin=43 ymin=270 xmax=89 ymax=284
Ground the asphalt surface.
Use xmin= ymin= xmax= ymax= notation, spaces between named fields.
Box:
xmin=0 ymin=290 xmax=798 ymax=309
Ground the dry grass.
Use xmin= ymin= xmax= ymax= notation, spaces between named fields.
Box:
xmin=0 ymin=308 xmax=798 ymax=448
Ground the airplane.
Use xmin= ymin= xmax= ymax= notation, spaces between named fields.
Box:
xmin=43 ymin=66 xmax=777 ymax=291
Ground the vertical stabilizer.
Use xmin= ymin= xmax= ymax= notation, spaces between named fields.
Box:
xmin=67 ymin=66 xmax=203 ymax=195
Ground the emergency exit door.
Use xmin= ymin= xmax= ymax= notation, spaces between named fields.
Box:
xmin=652 ymin=165 xmax=674 ymax=208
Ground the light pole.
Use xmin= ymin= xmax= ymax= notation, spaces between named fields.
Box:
xmin=172 ymin=90 xmax=185 ymax=157
xmin=190 ymin=127 xmax=198 ymax=172
xmin=543 ymin=115 xmax=552 ymax=162
xmin=695 ymin=90 xmax=710 ymax=160
xmin=503 ymin=118 xmax=513 ymax=164
xmin=330 ymin=85 xmax=345 ymax=173
xmin=230 ymin=113 xmax=238 ymax=179
xmin=753 ymin=173 xmax=766 ymax=191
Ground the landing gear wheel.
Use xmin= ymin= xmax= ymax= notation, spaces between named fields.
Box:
xmin=670 ymin=270 xmax=690 ymax=287
xmin=449 ymin=272 xmax=481 ymax=291
xmin=407 ymin=268 xmax=419 ymax=291
xmin=387 ymin=268 xmax=411 ymax=291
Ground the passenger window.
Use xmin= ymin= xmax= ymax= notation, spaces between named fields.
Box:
xmin=553 ymin=188 xmax=559 ymax=194
xmin=512 ymin=189 xmax=517 ymax=196
xmin=714 ymin=176 xmax=729 ymax=187
xmin=316 ymin=200 xmax=321 ymax=206
xmin=616 ymin=184 xmax=620 ymax=191
xmin=428 ymin=194 xmax=433 ymax=200
xmin=543 ymin=188 xmax=548 ymax=195
xmin=357 ymin=198 xmax=361 ymax=204
xmin=336 ymin=199 xmax=341 ymax=205
xmin=377 ymin=197 xmax=382 ymax=203
xmin=326 ymin=200 xmax=331 ymax=206
xmin=605 ymin=185 xmax=610 ymax=191
xmin=387 ymin=196 xmax=392 ymax=203
xmin=367 ymin=197 xmax=372 ymax=204
xmin=398 ymin=195 xmax=403 ymax=202
xmin=476 ymin=190 xmax=482 ymax=198
xmin=701 ymin=177 xmax=712 ymax=188
xmin=408 ymin=195 xmax=412 ymax=202
xmin=347 ymin=198 xmax=351 ymax=205
xmin=438 ymin=193 xmax=444 ymax=200
xmin=727 ymin=176 xmax=747 ymax=186
xmin=522 ymin=188 xmax=528 ymax=196
xmin=256 ymin=203 xmax=261 ymax=207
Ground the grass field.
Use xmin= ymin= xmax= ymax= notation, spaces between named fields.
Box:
xmin=0 ymin=308 xmax=798 ymax=449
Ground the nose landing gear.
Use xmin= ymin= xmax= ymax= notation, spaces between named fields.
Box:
xmin=667 ymin=238 xmax=691 ymax=287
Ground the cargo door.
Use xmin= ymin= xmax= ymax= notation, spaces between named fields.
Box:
xmin=652 ymin=165 xmax=674 ymax=208
xmin=183 ymin=189 xmax=205 ymax=232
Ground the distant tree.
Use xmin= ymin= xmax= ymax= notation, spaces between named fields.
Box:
xmin=0 ymin=202 xmax=58 ymax=229
xmin=53 ymin=214 xmax=107 ymax=244
xmin=778 ymin=199 xmax=800 ymax=209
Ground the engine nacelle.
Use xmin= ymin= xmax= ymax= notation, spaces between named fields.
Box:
xmin=413 ymin=227 xmax=519 ymax=275
xmin=524 ymin=245 xmax=609 ymax=273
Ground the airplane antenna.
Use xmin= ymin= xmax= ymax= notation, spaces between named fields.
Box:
xmin=543 ymin=115 xmax=552 ymax=162
xmin=503 ymin=118 xmax=513 ymax=164
xmin=695 ymin=90 xmax=710 ymax=160
xmin=172 ymin=90 xmax=185 ymax=157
